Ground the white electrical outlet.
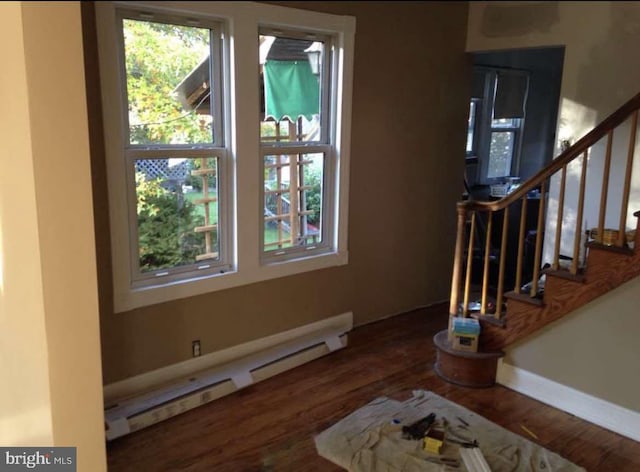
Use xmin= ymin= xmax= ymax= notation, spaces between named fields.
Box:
xmin=192 ymin=340 xmax=201 ymax=357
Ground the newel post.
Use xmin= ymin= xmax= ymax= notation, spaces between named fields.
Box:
xmin=448 ymin=205 xmax=467 ymax=337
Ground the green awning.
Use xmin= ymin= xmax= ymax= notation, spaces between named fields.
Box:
xmin=264 ymin=60 xmax=319 ymax=121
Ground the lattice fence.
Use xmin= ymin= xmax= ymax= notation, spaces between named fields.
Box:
xmin=135 ymin=159 xmax=190 ymax=181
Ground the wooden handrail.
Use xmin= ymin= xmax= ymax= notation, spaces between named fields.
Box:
xmin=458 ymin=92 xmax=640 ymax=213
xmin=448 ymin=91 xmax=640 ymax=320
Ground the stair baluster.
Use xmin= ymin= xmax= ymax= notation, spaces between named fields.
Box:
xmin=571 ymin=150 xmax=589 ymax=275
xmin=449 ymin=206 xmax=468 ymax=322
xmin=597 ymin=130 xmax=614 ymax=243
xmin=618 ymin=110 xmax=639 ymax=247
xmin=515 ymin=197 xmax=527 ymax=293
xmin=495 ymin=208 xmax=509 ymax=319
xmin=530 ymin=180 xmax=546 ymax=297
xmin=463 ymin=211 xmax=476 ymax=317
xmin=481 ymin=211 xmax=493 ymax=315
xmin=552 ymin=165 xmax=567 ymax=270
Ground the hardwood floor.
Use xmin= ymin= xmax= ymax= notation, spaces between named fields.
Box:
xmin=106 ymin=306 xmax=640 ymax=471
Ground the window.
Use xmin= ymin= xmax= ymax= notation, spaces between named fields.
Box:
xmin=117 ymin=12 xmax=231 ymax=289
xmin=488 ymin=117 xmax=522 ymax=179
xmin=469 ymin=68 xmax=528 ymax=184
xmin=259 ymin=30 xmax=333 ymax=261
xmin=96 ymin=2 xmax=355 ymax=311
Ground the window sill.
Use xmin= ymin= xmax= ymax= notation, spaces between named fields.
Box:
xmin=114 ymin=250 xmax=349 ymax=313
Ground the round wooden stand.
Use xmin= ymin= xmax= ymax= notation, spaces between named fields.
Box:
xmin=433 ymin=330 xmax=504 ymax=388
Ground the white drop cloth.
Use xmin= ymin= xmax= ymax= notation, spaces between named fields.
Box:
xmin=314 ymin=390 xmax=585 ymax=472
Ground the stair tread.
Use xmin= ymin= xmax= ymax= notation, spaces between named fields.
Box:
xmin=471 ymin=313 xmax=506 ymax=328
xmin=543 ymin=268 xmax=586 ymax=283
xmin=504 ymin=290 xmax=544 ymax=306
xmin=586 ymin=241 xmax=634 ymax=255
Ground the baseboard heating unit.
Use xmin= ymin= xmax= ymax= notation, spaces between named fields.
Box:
xmin=103 ymin=312 xmax=352 ymax=440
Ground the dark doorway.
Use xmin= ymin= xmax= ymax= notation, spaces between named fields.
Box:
xmin=466 ymin=46 xmax=565 ymax=190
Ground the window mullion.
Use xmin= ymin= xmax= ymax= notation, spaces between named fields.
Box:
xmin=210 ymin=27 xmax=224 ymax=147
xmin=125 ymin=148 xmax=224 ymax=159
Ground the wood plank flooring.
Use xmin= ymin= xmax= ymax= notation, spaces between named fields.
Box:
xmin=106 ymin=305 xmax=640 ymax=471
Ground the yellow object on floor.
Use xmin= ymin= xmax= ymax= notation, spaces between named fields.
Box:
xmin=423 ymin=429 xmax=445 ymax=454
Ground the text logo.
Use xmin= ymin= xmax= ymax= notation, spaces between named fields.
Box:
xmin=0 ymin=448 xmax=76 ymax=471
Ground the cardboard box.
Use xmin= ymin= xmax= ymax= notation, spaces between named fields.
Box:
xmin=451 ymin=317 xmax=480 ymax=352
xmin=452 ymin=333 xmax=479 ymax=352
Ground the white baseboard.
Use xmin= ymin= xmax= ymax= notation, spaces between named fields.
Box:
xmin=103 ymin=312 xmax=352 ymax=440
xmin=497 ymin=359 xmax=640 ymax=442
xmin=104 ymin=311 xmax=352 ymax=403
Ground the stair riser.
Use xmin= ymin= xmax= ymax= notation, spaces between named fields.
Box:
xmin=479 ymin=298 xmax=538 ymax=350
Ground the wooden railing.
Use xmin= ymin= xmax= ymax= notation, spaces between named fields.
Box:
xmin=449 ymin=92 xmax=640 ymax=326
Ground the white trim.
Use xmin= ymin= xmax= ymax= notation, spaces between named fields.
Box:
xmin=114 ymin=250 xmax=348 ymax=311
xmin=106 ymin=335 xmax=347 ymax=440
xmin=104 ymin=311 xmax=352 ymax=440
xmin=497 ymin=359 xmax=640 ymax=442
xmin=104 ymin=311 xmax=352 ymax=403
xmin=460 ymin=448 xmax=491 ymax=472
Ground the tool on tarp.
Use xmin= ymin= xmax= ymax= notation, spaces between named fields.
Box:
xmin=425 ymin=456 xmax=460 ymax=468
xmin=442 ymin=415 xmax=478 ymax=448
xmin=401 ymin=413 xmax=436 ymax=440
xmin=456 ymin=416 xmax=470 ymax=427
xmin=446 ymin=436 xmax=479 ymax=448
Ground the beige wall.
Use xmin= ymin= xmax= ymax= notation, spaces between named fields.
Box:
xmin=87 ymin=1 xmax=471 ymax=383
xmin=0 ymin=2 xmax=54 ymax=446
xmin=505 ymin=276 xmax=640 ymax=411
xmin=0 ymin=2 xmax=107 ymax=469
xmin=468 ymin=1 xmax=640 ymax=410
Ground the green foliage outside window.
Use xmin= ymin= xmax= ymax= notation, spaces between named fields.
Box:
xmin=124 ymin=19 xmax=211 ymax=145
xmin=136 ymin=173 xmax=206 ymax=272
xmin=304 ymin=166 xmax=322 ymax=226
xmin=124 ymin=19 xmax=219 ymax=272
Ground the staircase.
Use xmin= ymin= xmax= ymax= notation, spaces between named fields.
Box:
xmin=435 ymin=92 xmax=640 ymax=387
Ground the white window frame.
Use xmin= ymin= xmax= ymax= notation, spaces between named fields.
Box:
xmin=118 ymin=10 xmax=232 ymax=290
xmin=258 ymin=27 xmax=335 ymax=263
xmin=466 ymin=98 xmax=481 ymax=160
xmin=96 ymin=1 xmax=355 ymax=312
